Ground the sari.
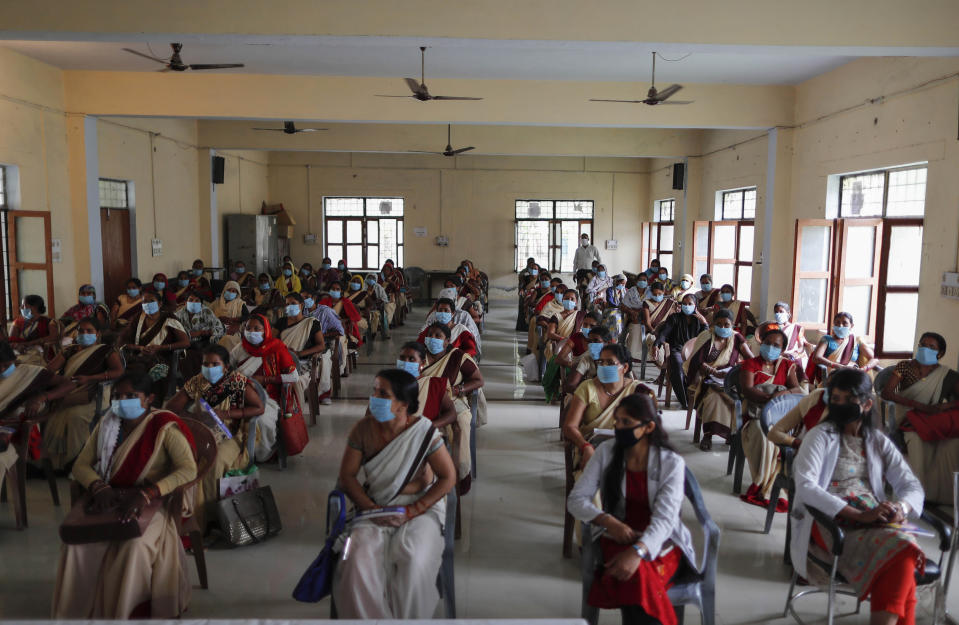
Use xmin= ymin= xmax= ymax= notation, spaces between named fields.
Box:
xmin=424 ymin=310 xmax=482 ymax=356
xmin=417 ymin=323 xmax=478 ymax=358
xmin=126 ymin=312 xmax=186 ymax=400
xmin=768 ymin=388 xmax=829 ymax=449
xmin=804 ymin=333 xmax=868 ymax=386
xmin=278 ymin=316 xmax=332 ymax=403
xmin=275 ymin=273 xmax=302 ymax=296
xmin=528 ymin=297 xmax=563 ymax=353
xmin=415 ymin=376 xmax=453 ymax=424
xmin=696 ymin=289 xmax=720 ymax=311
xmin=315 ymin=267 xmax=341 ymax=290
xmin=421 ymin=348 xmax=478 ymax=483
xmin=114 ymin=294 xmax=144 ymax=327
xmin=9 ymin=315 xmax=56 ymax=364
xmin=712 ymin=300 xmax=752 ymax=335
xmin=684 ymin=329 xmax=746 ymax=440
xmin=0 ymin=363 xmax=55 ymax=474
xmin=333 ymin=416 xmax=446 ymax=619
xmin=321 ymin=294 xmax=363 ymax=346
xmin=570 ymin=378 xmax=647 ymax=469
xmin=44 ymin=343 xmax=114 ymax=469
xmin=145 ymin=275 xmax=178 ymax=309
xmin=211 ymin=280 xmax=247 ymax=322
xmin=53 ymin=408 xmax=197 ymax=619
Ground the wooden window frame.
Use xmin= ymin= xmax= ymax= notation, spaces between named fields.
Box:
xmin=720 ymin=187 xmax=757 ymax=220
xmin=513 ymin=199 xmax=594 ymax=273
xmin=874 ymin=217 xmax=924 ymax=359
xmin=323 ymin=198 xmax=404 ymax=272
xmin=692 ymin=220 xmax=710 ymax=282
xmin=790 ymin=219 xmax=835 ymax=331
xmin=2 ymin=210 xmax=54 ymax=326
xmin=708 ymin=219 xmax=754 ymax=304
xmin=833 ymin=218 xmax=883 ymax=345
xmin=838 ymin=165 xmax=926 ymax=219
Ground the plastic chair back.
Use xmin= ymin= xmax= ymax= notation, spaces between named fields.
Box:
xmin=681 ymin=337 xmax=697 ymax=361
xmin=760 ymin=393 xmax=805 ymax=436
xmin=872 ymin=366 xmax=899 ymax=436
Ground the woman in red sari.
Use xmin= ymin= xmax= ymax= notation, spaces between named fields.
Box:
xmin=568 ymin=393 xmax=694 ymax=625
xmin=145 ymin=273 xmax=178 ymax=311
xmin=320 ymin=282 xmax=364 ymax=347
xmin=229 ymin=314 xmax=308 ymax=458
xmin=9 ymin=294 xmax=60 ymax=364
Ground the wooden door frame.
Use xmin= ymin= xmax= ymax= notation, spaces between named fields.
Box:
xmin=6 ymin=210 xmax=54 ymax=316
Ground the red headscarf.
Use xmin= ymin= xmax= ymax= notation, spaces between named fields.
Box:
xmin=241 ymin=313 xmax=285 ymax=358
xmin=241 ymin=313 xmax=297 ymax=402
xmin=148 ymin=273 xmax=178 ymax=305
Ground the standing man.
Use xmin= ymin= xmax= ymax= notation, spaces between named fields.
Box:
xmin=572 ymin=233 xmax=602 ymax=280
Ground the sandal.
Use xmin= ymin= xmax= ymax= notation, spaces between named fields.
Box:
xmin=776 ymin=498 xmax=789 ymax=513
xmin=699 ymin=437 xmax=712 ymax=451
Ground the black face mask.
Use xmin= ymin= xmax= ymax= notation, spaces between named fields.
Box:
xmin=829 ymin=402 xmax=862 ymax=426
xmin=614 ymin=426 xmax=644 ymax=448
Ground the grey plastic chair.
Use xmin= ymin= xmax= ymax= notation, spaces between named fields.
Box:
xmin=758 ymin=393 xmax=805 ymax=535
xmin=872 ymin=366 xmax=902 ymax=446
xmin=580 ymin=467 xmax=719 ymax=625
xmin=327 ymin=486 xmax=457 ymax=618
xmin=723 ymin=365 xmax=745 ymax=494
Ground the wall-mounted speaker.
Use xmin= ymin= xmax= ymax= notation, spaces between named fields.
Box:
xmin=672 ymin=163 xmax=685 ymax=190
xmin=212 ymin=155 xmax=225 ymax=184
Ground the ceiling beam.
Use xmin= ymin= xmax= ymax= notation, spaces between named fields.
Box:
xmin=65 ymin=71 xmax=795 ymax=129
xmin=198 ymin=121 xmax=703 ymax=158
xmin=3 ymin=0 xmax=959 ymax=48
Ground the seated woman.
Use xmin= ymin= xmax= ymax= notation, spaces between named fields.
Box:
xmin=695 ymin=274 xmax=719 ymax=311
xmin=527 ymin=277 xmax=564 ymax=355
xmin=604 ymin=274 xmax=628 ymax=310
xmin=9 ymin=294 xmax=60 ymax=365
xmin=397 ymin=341 xmax=457 ymax=428
xmin=298 ymin=262 xmax=318 ymax=292
xmin=251 ymin=272 xmax=284 ymax=320
xmin=229 ymin=314 xmax=306 ymax=460
xmin=175 ymin=291 xmax=225 ymax=380
xmin=654 ymin=267 xmax=675 ymax=297
xmin=883 ymin=332 xmax=959 ymax=504
xmin=768 ymin=387 xmax=829 ymax=450
xmin=555 ymin=312 xmax=601 ymax=369
xmin=145 ymin=273 xmax=178 ymax=312
xmin=304 ymin=288 xmax=348 ymax=379
xmin=708 ymin=284 xmax=757 ymax=337
xmin=189 ymin=259 xmax=214 ymax=300
xmin=675 ymin=273 xmax=696 ymax=300
xmin=315 ymin=257 xmax=340 ymax=291
xmin=562 ymin=325 xmax=614 ymax=396
xmin=349 ymin=274 xmax=390 ymax=338
xmin=739 ymin=329 xmax=803 ymax=509
xmin=320 ymin=281 xmax=364 ymax=348
xmin=274 ymin=261 xmax=302 ymax=296
xmin=382 ymin=260 xmax=408 ymax=324
xmin=653 ymin=294 xmax=709 ymax=410
xmin=772 ymin=301 xmax=813 ymax=367
xmin=172 ymin=271 xmax=194 ymax=305
xmin=635 ymin=282 xmax=677 ymax=370
xmin=562 ymin=344 xmax=650 ymax=471
xmin=421 ymin=323 xmax=484 ymax=493
xmin=336 ymin=259 xmax=352 ymax=285
xmin=230 ymin=260 xmax=256 ymax=294
xmin=59 ymin=284 xmax=111 ymax=339
xmin=52 ymin=368 xmax=197 ymax=619
xmin=333 ymin=369 xmax=456 ymax=619
xmin=791 ymin=368 xmax=925 ymax=625
xmin=119 ymin=291 xmax=191 ymax=403
xmin=417 ymin=298 xmax=478 ymax=357
xmin=422 ymin=301 xmax=483 ymax=357
xmin=210 ymin=280 xmax=249 ymax=346
xmin=165 ymin=344 xmax=264 ymax=530
xmin=805 ymin=311 xmax=879 ymax=386
xmin=43 ymin=318 xmax=124 ymax=469
xmin=568 ymin=393 xmax=695 ymax=625
xmin=684 ymin=309 xmax=753 ymax=450
xmin=111 ymin=278 xmax=145 ymax=329
xmin=275 ymin=292 xmax=329 ymax=408
xmin=586 ymin=264 xmax=613 ymax=307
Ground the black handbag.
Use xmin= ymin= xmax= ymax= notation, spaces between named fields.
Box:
xmin=216 ymin=485 xmax=282 ymax=547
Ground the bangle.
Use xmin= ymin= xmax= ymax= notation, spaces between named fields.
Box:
xmin=632 ymin=543 xmax=649 ymax=560
xmin=580 ymin=442 xmax=593 ymax=453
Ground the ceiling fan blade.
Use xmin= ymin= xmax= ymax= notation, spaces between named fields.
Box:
xmin=188 ymin=63 xmax=245 ymax=70
xmin=375 ymin=94 xmax=416 ymax=98
xmin=122 ymin=48 xmax=167 ymax=64
xmin=297 ymin=128 xmax=329 ymax=132
xmin=589 ymin=98 xmax=645 ymax=104
xmin=252 ymin=128 xmax=285 ymax=131
xmin=655 ymin=100 xmax=694 ymax=105
xmin=451 ymin=147 xmax=475 ymax=155
xmin=653 ymin=84 xmax=683 ymax=101
xmin=432 ymin=96 xmax=483 ymax=101
xmin=404 ymin=77 xmax=426 ymax=95
xmin=406 ymin=150 xmax=444 ymax=155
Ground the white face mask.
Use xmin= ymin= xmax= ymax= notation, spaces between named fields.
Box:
xmin=581 ymin=239 xmax=589 ymax=247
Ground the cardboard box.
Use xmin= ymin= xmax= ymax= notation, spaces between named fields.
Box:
xmin=261 ymin=201 xmax=296 ymax=226
xmin=279 ymin=226 xmax=294 ymax=239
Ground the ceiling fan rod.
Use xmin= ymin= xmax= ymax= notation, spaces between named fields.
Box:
xmin=651 ymin=51 xmax=656 ymax=89
xmin=420 ymin=46 xmax=427 ymax=86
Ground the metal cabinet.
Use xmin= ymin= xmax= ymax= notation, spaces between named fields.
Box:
xmin=224 ymin=214 xmax=280 ymax=278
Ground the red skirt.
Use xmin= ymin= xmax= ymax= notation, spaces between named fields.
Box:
xmin=588 ymin=537 xmax=682 ymax=625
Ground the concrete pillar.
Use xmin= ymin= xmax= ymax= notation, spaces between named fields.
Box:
xmin=758 ymin=127 xmax=794 ymax=319
xmin=66 ymin=113 xmax=102 ymax=298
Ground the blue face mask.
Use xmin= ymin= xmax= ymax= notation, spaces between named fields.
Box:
xmin=127 ymin=288 xmax=140 ymax=298
xmin=597 ymin=271 xmax=606 ymax=279
xmin=244 ymin=330 xmax=264 ymax=345
xmin=760 ymin=344 xmax=782 ymax=362
xmin=435 ymin=311 xmax=453 ymax=325
xmin=329 ymin=290 xmax=342 ymax=300
xmin=596 ymin=364 xmax=621 ymax=384
xmin=531 ymin=269 xmax=539 ymax=276
xmin=77 ymin=332 xmax=98 ymax=346
xmin=301 ymin=268 xmax=311 ymax=276
xmin=681 ymin=304 xmax=696 ymax=315
xmin=283 ymin=269 xmax=293 ymax=277
xmin=142 ymin=301 xmax=160 ymax=316
xmin=286 ymin=304 xmax=301 ymax=317
xmin=223 ymin=291 xmax=238 ymax=301
xmin=153 ymin=281 xmax=166 ymax=291
xmin=701 ymin=283 xmax=712 ymax=292
xmin=202 ymin=365 xmax=224 ymax=384
xmin=588 ymin=342 xmax=603 ymax=360
xmin=581 ymin=326 xmax=591 ymax=337
xmin=775 ymin=311 xmax=790 ymax=325
xmin=79 ymin=295 xmax=95 ymax=305
xmin=714 ymin=326 xmax=733 ymax=339
xmin=322 ymin=263 xmax=332 ymax=270
xmin=636 ymin=280 xmax=648 ymax=290
xmin=425 ymin=337 xmax=445 ymax=355
xmin=350 ymin=282 xmax=362 ymax=292
xmin=659 ymin=274 xmax=669 ymax=283
xmin=259 ymin=283 xmax=271 ymax=292
xmin=235 ymin=267 xmax=246 ymax=274
xmin=366 ymin=278 xmax=376 ymax=286
xmin=192 ymin=269 xmax=203 ymax=277
xmin=541 ymin=280 xmax=550 ymax=289
xmin=20 ymin=308 xmax=32 ymax=320
xmin=832 ymin=325 xmax=851 ymax=339
xmin=916 ymin=346 xmax=940 ymax=366
xmin=112 ymin=398 xmax=146 ymax=421
xmin=563 ymin=299 xmax=577 ymax=311
xmin=369 ymin=396 xmax=395 ymax=422
xmin=681 ymin=280 xmax=692 ymax=290
xmin=616 ymin=284 xmax=626 ymax=292
xmin=651 ymin=294 xmax=664 ymax=303
xmin=338 ymin=263 xmax=345 ymax=270
xmin=186 ymin=301 xmax=202 ymax=314
xmin=303 ymin=298 xmax=314 ymax=308
xmin=720 ymin=292 xmax=733 ymax=303
xmin=396 ymin=359 xmax=420 ymax=377
xmin=0 ymin=363 xmax=16 ymax=379
xmin=178 ymin=279 xmax=190 ymax=288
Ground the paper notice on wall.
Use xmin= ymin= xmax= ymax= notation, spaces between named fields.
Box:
xmin=151 ymin=239 xmax=163 ymax=257
xmin=413 ymin=227 xmax=428 ymax=238
xmin=51 ymin=239 xmax=62 ymax=263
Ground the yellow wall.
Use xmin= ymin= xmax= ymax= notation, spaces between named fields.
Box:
xmin=267 ymin=152 xmax=650 ymax=287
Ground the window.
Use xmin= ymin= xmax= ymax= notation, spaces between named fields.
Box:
xmin=641 ymin=199 xmax=676 ymax=276
xmin=514 ymin=200 xmax=593 ymax=272
xmin=323 ymin=197 xmax=404 ymax=271
xmin=793 ymin=165 xmax=926 ymax=356
xmin=654 ymin=198 xmax=675 ymax=222
xmin=719 ymin=188 xmax=757 ymax=220
xmin=99 ymin=178 xmax=130 ymax=209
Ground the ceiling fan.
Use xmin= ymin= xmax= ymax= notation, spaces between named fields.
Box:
xmin=407 ymin=124 xmax=475 ymax=157
xmin=590 ymin=52 xmax=693 ymax=106
xmin=122 ymin=43 xmax=245 ymax=72
xmin=252 ymin=121 xmax=328 ymax=134
xmin=376 ymin=47 xmax=483 ymax=102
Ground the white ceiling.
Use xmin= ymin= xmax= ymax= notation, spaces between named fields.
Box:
xmin=0 ymin=36 xmax=881 ymax=85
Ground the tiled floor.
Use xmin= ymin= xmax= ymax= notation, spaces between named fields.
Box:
xmin=0 ymin=299 xmax=955 ymax=623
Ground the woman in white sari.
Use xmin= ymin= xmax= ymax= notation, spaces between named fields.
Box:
xmin=585 ymin=264 xmax=613 ymax=307
xmin=333 ymin=368 xmax=456 ymax=619
xmin=882 ymin=331 xmax=959 ymax=504
xmin=543 ymin=289 xmax=586 ymax=363
xmin=274 ymin=292 xmax=330 ymax=412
